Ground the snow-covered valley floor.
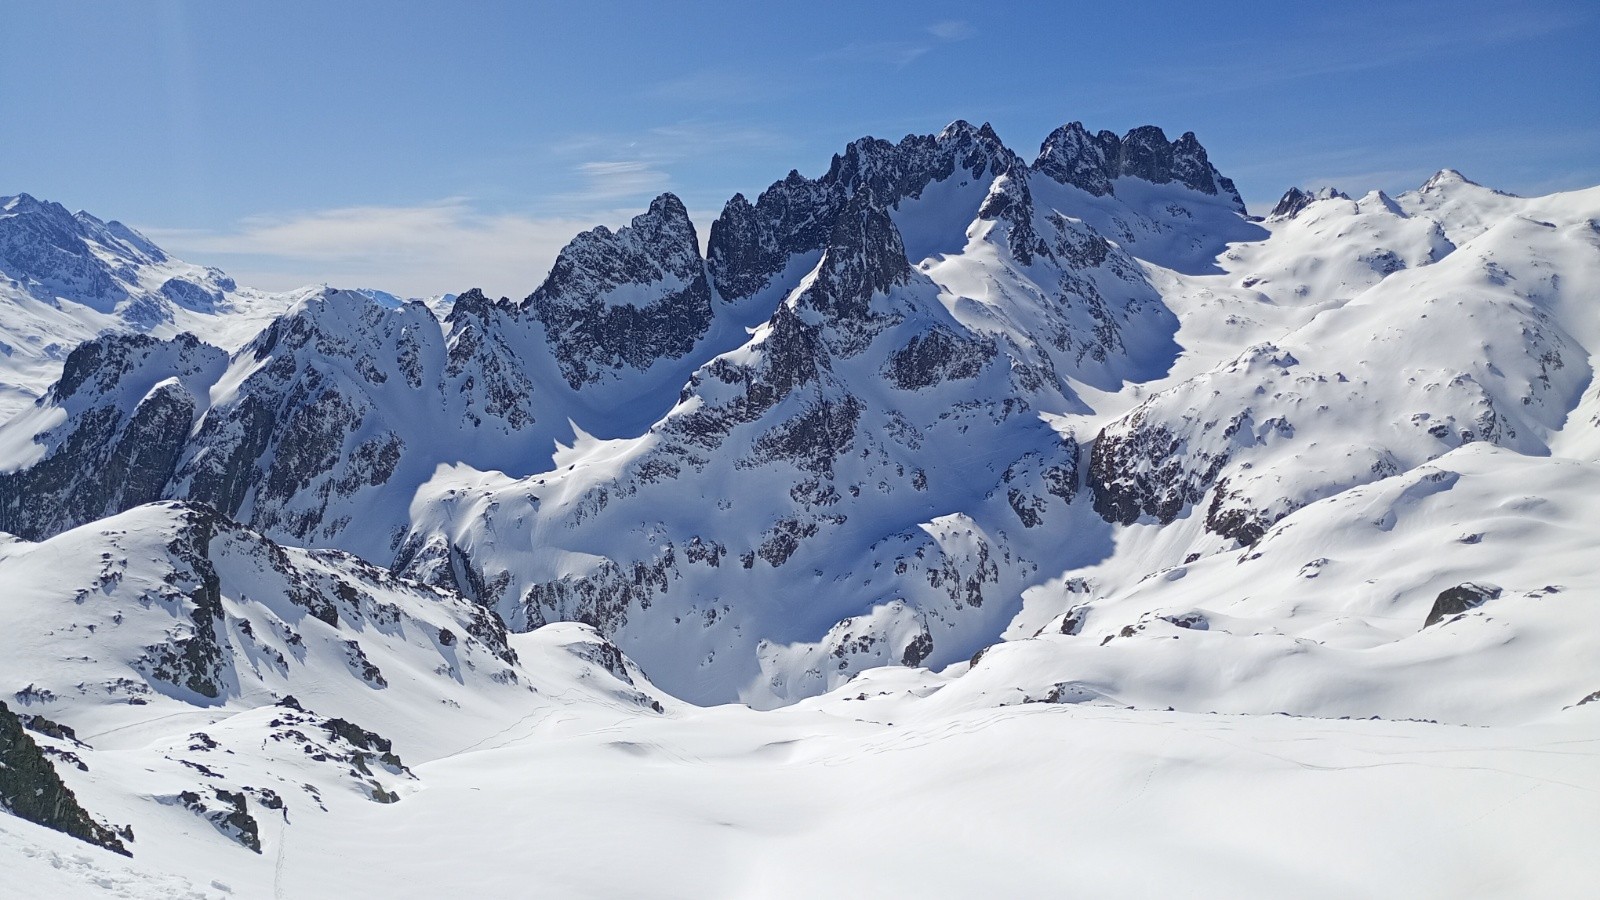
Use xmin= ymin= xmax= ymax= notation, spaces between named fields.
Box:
xmin=6 ymin=697 xmax=1598 ymax=899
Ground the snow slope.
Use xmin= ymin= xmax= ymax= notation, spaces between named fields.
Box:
xmin=3 ymin=690 xmax=1596 ymax=899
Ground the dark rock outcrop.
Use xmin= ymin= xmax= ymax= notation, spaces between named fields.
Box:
xmin=526 ymin=193 xmax=715 ymax=388
xmin=0 ymin=333 xmax=225 ymax=541
xmin=0 ymin=700 xmax=129 ymax=855
xmin=138 ymin=504 xmax=229 ymax=699
xmin=1424 ymin=583 xmax=1502 ymax=627
xmin=1269 ymin=187 xmax=1315 ymax=220
xmin=707 ymin=120 xmax=1022 ymax=309
xmin=1033 ymin=123 xmax=1244 ymax=211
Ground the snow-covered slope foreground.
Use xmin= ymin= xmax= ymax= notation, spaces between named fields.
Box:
xmin=0 ymin=501 xmax=672 ymax=893
xmin=3 ymin=117 xmax=1600 ymax=896
xmin=3 ymin=698 xmax=1597 ymax=899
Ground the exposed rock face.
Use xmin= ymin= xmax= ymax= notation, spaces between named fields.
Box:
xmin=443 ymin=288 xmax=540 ymax=431
xmin=1088 ymin=409 xmax=1223 ymax=529
xmin=707 ymin=120 xmax=1023 ymax=310
xmin=0 ymin=700 xmax=129 ymax=855
xmin=1268 ymin=185 xmax=1356 ymax=221
xmin=0 ymin=194 xmax=133 ymax=309
xmin=526 ymin=194 xmax=715 ymax=389
xmin=1425 ymin=582 xmax=1502 ymax=627
xmin=174 ymin=787 xmax=261 ymax=852
xmin=0 ymin=333 xmax=226 ymax=541
xmin=0 ymin=192 xmax=239 ymax=328
xmin=169 ymin=291 xmax=437 ymax=552
xmin=1033 ymin=123 xmax=1245 ymax=211
xmin=138 ymin=504 xmax=230 ymax=699
xmin=1269 ymin=187 xmax=1315 ymax=220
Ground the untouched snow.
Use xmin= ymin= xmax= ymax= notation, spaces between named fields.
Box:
xmin=3 ymin=696 xmax=1597 ymax=899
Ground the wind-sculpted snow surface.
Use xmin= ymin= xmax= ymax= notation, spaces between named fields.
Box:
xmin=1089 ymin=183 xmax=1598 ymax=550
xmin=974 ymin=444 xmax=1600 ymax=725
xmin=0 ymin=502 xmax=526 ymax=723
xmin=0 ymin=501 xmax=672 ymax=886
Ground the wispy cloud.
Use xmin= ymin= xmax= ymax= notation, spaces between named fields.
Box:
xmin=926 ymin=20 xmax=975 ymax=42
xmin=815 ymin=19 xmax=975 ymax=69
xmin=545 ymin=121 xmax=792 ymax=211
xmin=141 ymin=199 xmax=637 ymax=299
xmin=815 ymin=40 xmax=932 ymax=68
xmin=573 ymin=161 xmax=671 ymax=200
xmin=552 ymin=122 xmax=789 ymax=164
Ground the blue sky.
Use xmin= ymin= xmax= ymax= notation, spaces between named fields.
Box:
xmin=3 ymin=0 xmax=1596 ymax=297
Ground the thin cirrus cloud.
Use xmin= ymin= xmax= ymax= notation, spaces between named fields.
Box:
xmin=925 ymin=20 xmax=975 ymax=41
xmin=141 ymin=199 xmax=633 ymax=300
xmin=572 ymin=161 xmax=672 ymax=201
xmin=137 ymin=120 xmax=781 ymax=299
xmin=815 ymin=19 xmax=975 ymax=68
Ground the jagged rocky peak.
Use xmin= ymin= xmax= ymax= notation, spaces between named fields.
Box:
xmin=1033 ymin=122 xmax=1118 ymax=196
xmin=524 ymin=192 xmax=715 ymax=389
xmin=245 ymin=287 xmax=437 ymax=369
xmin=976 ymin=171 xmax=1051 ymax=265
xmin=1269 ymin=187 xmax=1314 ymax=220
xmin=808 ymin=193 xmax=911 ymax=309
xmin=1032 ymin=122 xmax=1244 ymax=211
xmin=707 ymin=120 xmax=1025 ymax=310
xmin=706 ymin=174 xmax=837 ymax=309
xmin=935 ymin=119 xmax=1014 ymax=169
xmin=826 ymin=119 xmax=1023 ymax=203
xmin=443 ymin=286 xmax=505 ymax=324
xmin=1268 ymin=186 xmax=1355 ymax=220
xmin=745 ymin=193 xmax=913 ymax=370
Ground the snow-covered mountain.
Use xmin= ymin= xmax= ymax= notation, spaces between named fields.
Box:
xmin=3 ymin=121 xmax=1599 ymax=897
xmin=0 ymin=194 xmax=310 ymax=421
